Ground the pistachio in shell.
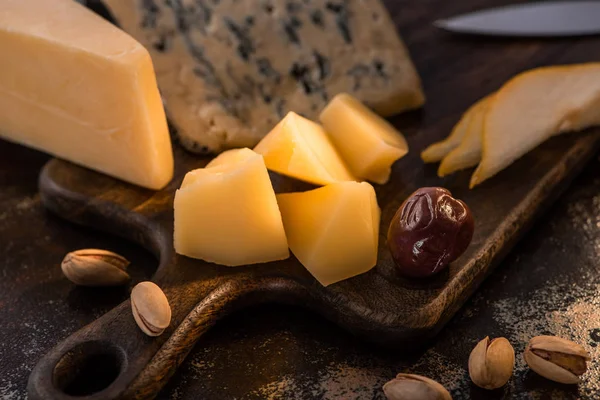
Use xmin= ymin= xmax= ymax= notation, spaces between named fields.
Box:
xmin=131 ymin=281 xmax=171 ymax=337
xmin=383 ymin=373 xmax=452 ymax=400
xmin=468 ymin=336 xmax=515 ymax=389
xmin=524 ymin=335 xmax=590 ymax=384
xmin=61 ymin=249 xmax=130 ymax=286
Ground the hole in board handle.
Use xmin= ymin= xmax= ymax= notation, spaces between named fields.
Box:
xmin=52 ymin=340 xmax=126 ymax=396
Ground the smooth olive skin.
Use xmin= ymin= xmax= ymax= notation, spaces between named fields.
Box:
xmin=387 ymin=187 xmax=474 ymax=278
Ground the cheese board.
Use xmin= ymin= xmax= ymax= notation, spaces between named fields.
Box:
xmin=27 ymin=122 xmax=600 ymax=400
xmin=22 ymin=1 xmax=600 ymax=400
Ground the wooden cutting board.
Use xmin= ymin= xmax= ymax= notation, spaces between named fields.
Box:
xmin=27 ymin=1 xmax=600 ymax=399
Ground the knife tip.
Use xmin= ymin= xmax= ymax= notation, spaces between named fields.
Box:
xmin=433 ymin=19 xmax=450 ymax=30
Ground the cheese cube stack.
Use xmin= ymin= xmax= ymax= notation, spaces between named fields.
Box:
xmin=0 ymin=0 xmax=173 ymax=189
xmin=319 ymin=93 xmax=409 ymax=185
xmin=277 ymin=182 xmax=381 ymax=286
xmin=254 ymin=112 xmax=356 ymax=186
xmin=174 ymin=148 xmax=289 ymax=266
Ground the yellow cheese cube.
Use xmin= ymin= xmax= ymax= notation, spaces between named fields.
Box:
xmin=319 ymin=93 xmax=408 ymax=184
xmin=0 ymin=0 xmax=173 ymax=189
xmin=253 ymin=112 xmax=356 ymax=186
xmin=276 ymin=182 xmax=380 ymax=286
xmin=174 ymin=148 xmax=289 ymax=266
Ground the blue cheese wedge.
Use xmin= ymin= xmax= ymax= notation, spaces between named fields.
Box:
xmin=102 ymin=0 xmax=424 ymax=154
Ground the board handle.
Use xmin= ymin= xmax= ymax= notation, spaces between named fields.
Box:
xmin=31 ymin=158 xmax=312 ymax=399
xmin=27 ymin=275 xmax=287 ymax=400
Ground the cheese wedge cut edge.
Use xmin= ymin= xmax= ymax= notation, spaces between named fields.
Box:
xmin=0 ymin=0 xmax=174 ymax=190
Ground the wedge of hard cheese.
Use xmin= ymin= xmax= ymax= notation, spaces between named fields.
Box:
xmin=277 ymin=182 xmax=380 ymax=286
xmin=319 ymin=93 xmax=409 ymax=184
xmin=174 ymin=148 xmax=289 ymax=266
xmin=0 ymin=0 xmax=173 ymax=190
xmin=254 ymin=112 xmax=356 ymax=186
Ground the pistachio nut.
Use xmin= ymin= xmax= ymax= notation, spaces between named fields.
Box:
xmin=524 ymin=335 xmax=590 ymax=384
xmin=61 ymin=249 xmax=130 ymax=286
xmin=131 ymin=281 xmax=171 ymax=337
xmin=468 ymin=336 xmax=514 ymax=389
xmin=383 ymin=373 xmax=452 ymax=400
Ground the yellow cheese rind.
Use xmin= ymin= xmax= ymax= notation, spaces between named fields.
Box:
xmin=0 ymin=0 xmax=173 ymax=190
xmin=254 ymin=112 xmax=356 ymax=186
xmin=174 ymin=148 xmax=289 ymax=266
xmin=276 ymin=182 xmax=380 ymax=286
xmin=319 ymin=93 xmax=408 ymax=184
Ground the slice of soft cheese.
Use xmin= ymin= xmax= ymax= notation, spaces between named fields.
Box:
xmin=438 ymin=95 xmax=492 ymax=177
xmin=0 ymin=0 xmax=173 ymax=189
xmin=277 ymin=182 xmax=380 ymax=286
xmin=471 ymin=64 xmax=600 ymax=188
xmin=421 ymin=99 xmax=479 ymax=163
xmin=254 ymin=112 xmax=356 ymax=186
xmin=319 ymin=93 xmax=408 ymax=185
xmin=174 ymin=148 xmax=289 ymax=266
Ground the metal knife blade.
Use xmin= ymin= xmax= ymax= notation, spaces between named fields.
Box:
xmin=435 ymin=1 xmax=600 ymax=37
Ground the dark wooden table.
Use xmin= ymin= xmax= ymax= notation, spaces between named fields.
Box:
xmin=3 ymin=0 xmax=600 ymax=398
xmin=3 ymin=146 xmax=600 ymax=400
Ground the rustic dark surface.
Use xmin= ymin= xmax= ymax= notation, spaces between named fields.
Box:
xmin=2 ymin=0 xmax=600 ymax=399
xmin=2 ymin=141 xmax=600 ymax=400
xmin=29 ymin=127 xmax=598 ymax=400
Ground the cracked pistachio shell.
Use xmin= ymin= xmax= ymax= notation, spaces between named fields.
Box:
xmin=524 ymin=335 xmax=590 ymax=384
xmin=468 ymin=336 xmax=515 ymax=389
xmin=383 ymin=373 xmax=452 ymax=400
xmin=131 ymin=281 xmax=171 ymax=337
xmin=61 ymin=249 xmax=130 ymax=286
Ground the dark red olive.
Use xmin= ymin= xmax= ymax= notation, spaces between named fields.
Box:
xmin=387 ymin=187 xmax=474 ymax=278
